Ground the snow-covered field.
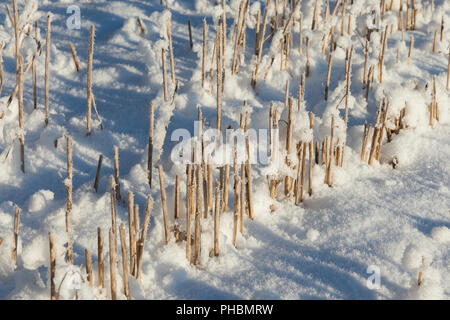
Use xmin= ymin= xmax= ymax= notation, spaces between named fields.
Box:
xmin=0 ymin=0 xmax=449 ymax=300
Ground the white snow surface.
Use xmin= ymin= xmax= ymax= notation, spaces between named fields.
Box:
xmin=0 ymin=0 xmax=449 ymax=300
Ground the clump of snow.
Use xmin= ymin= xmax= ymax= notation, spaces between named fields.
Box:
xmin=430 ymin=226 xmax=450 ymax=243
xmin=27 ymin=190 xmax=54 ymax=213
xmin=401 ymin=244 xmax=429 ymax=272
xmin=306 ymin=229 xmax=319 ymax=242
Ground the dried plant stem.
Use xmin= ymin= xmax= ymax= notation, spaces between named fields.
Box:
xmin=193 ymin=166 xmax=202 ymax=265
xmin=245 ymin=136 xmax=254 ymax=220
xmin=300 ymin=141 xmax=307 ymax=201
xmin=109 ymin=229 xmax=117 ymax=300
xmin=202 ymin=19 xmax=207 ymax=88
xmin=363 ymin=39 xmax=369 ymax=85
xmin=87 ymin=25 xmax=94 ymax=134
xmin=18 ymin=57 xmax=25 ymax=173
xmin=361 ymin=124 xmax=371 ymax=161
xmin=97 ymin=227 xmax=104 ymax=289
xmin=49 ymin=232 xmax=56 ymax=300
xmin=32 ymin=22 xmax=38 ymax=108
xmin=5 ymin=4 xmax=13 ymax=25
xmin=172 ymin=175 xmax=180 ymax=220
xmin=308 ymin=113 xmax=314 ymax=196
xmin=167 ymin=18 xmax=175 ymax=84
xmin=66 ymin=137 xmax=73 ymax=213
xmin=93 ymin=154 xmax=103 ymax=192
xmin=127 ymin=192 xmax=136 ymax=276
xmin=340 ymin=1 xmax=346 ymax=36
xmin=213 ymin=180 xmax=221 ymax=255
xmin=119 ymin=224 xmax=130 ymax=299
xmin=326 ymin=117 xmax=334 ymax=187
xmin=44 ymin=14 xmax=51 ymax=126
xmin=344 ymin=46 xmax=353 ymax=127
xmin=148 ymin=102 xmax=154 ymax=189
xmin=305 ymin=37 xmax=310 ymax=77
xmin=284 ymin=99 xmax=293 ymax=196
xmin=137 ymin=17 xmax=145 ymax=34
xmin=113 ymin=146 xmax=121 ymax=201
xmin=223 ymin=164 xmax=230 ymax=211
xmin=85 ymin=249 xmax=93 ymax=287
xmin=158 ymin=165 xmax=171 ymax=244
xmin=186 ymin=166 xmax=192 ymax=261
xmin=109 ymin=176 xmax=118 ymax=257
xmin=325 ymin=52 xmax=333 ymax=100
xmin=162 ymin=48 xmax=168 ymax=101
xmin=294 ymin=143 xmax=303 ymax=205
xmin=312 ymin=0 xmax=319 ymax=30
xmin=299 ymin=13 xmax=303 ymax=56
xmin=432 ymin=30 xmax=437 ymax=53
xmin=12 ymin=206 xmax=19 ymax=268
xmin=378 ymin=26 xmax=388 ymax=83
xmin=368 ymin=127 xmax=380 ymax=165
xmin=216 ymin=27 xmax=222 ymax=132
xmin=69 ymin=43 xmax=80 ymax=72
xmin=232 ymin=1 xmax=245 ymax=74
xmin=136 ymin=196 xmax=152 ymax=280
xmin=366 ymin=65 xmax=374 ymax=100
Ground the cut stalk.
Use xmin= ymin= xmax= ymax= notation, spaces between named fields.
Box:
xmin=85 ymin=249 xmax=93 ymax=287
xmin=162 ymin=48 xmax=168 ymax=101
xmin=174 ymin=175 xmax=180 ymax=219
xmin=119 ymin=224 xmax=130 ymax=299
xmin=49 ymin=232 xmax=56 ymax=300
xmin=87 ymin=25 xmax=94 ymax=134
xmin=12 ymin=206 xmax=19 ymax=268
xmin=45 ymin=14 xmax=51 ymax=126
xmin=158 ymin=165 xmax=171 ymax=244
xmin=97 ymin=227 xmax=104 ymax=289
xmin=216 ymin=26 xmax=222 ymax=133
xmin=202 ymin=19 xmax=207 ymax=88
xmin=127 ymin=192 xmax=135 ymax=276
xmin=325 ymin=52 xmax=333 ymax=100
xmin=113 ymin=146 xmax=121 ymax=201
xmin=136 ymin=196 xmax=152 ymax=280
xmin=167 ymin=18 xmax=175 ymax=84
xmin=214 ymin=180 xmax=221 ymax=255
xmin=148 ymin=102 xmax=154 ymax=189
xmin=109 ymin=229 xmax=117 ymax=300
xmin=69 ymin=43 xmax=80 ymax=72
xmin=93 ymin=154 xmax=103 ymax=192
xmin=193 ymin=166 xmax=202 ymax=265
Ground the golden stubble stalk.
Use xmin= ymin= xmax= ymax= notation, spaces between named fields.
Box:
xmin=193 ymin=165 xmax=202 ymax=265
xmin=158 ymin=165 xmax=171 ymax=245
xmin=97 ymin=227 xmax=104 ymax=290
xmin=167 ymin=17 xmax=175 ymax=84
xmin=44 ymin=14 xmax=51 ymax=126
xmin=12 ymin=206 xmax=19 ymax=268
xmin=87 ymin=25 xmax=94 ymax=134
xmin=93 ymin=154 xmax=103 ymax=192
xmin=127 ymin=191 xmax=136 ymax=276
xmin=49 ymin=232 xmax=56 ymax=300
xmin=162 ymin=48 xmax=168 ymax=101
xmin=109 ymin=229 xmax=117 ymax=300
xmin=85 ymin=249 xmax=93 ymax=287
xmin=136 ymin=196 xmax=152 ymax=280
xmin=214 ymin=180 xmax=221 ymax=255
xmin=119 ymin=224 xmax=130 ymax=299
